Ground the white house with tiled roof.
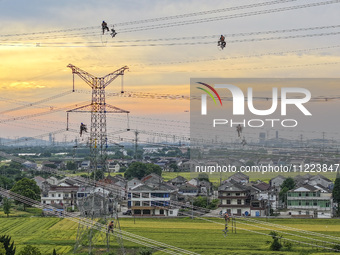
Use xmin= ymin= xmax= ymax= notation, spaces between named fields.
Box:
xmin=287 ymin=184 xmax=333 ymax=218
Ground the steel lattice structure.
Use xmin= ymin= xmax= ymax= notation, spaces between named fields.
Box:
xmin=66 ymin=64 xmax=129 ymax=254
xmin=67 ymin=64 xmax=129 ymax=172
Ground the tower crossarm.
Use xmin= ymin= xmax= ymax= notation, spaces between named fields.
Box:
xmin=67 ymin=64 xmax=96 ymax=88
xmin=102 ymin=66 xmax=129 ymax=88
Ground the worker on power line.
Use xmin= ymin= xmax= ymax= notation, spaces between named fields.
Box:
xmin=102 ymin=21 xmax=109 ymax=34
xmin=108 ymin=220 xmax=114 ymax=233
xmin=222 ymin=213 xmax=230 ymax=237
xmin=224 ymin=212 xmax=230 ymax=222
xmin=110 ymin=25 xmax=117 ymax=38
xmin=218 ymin=35 xmax=226 ymax=49
xmin=236 ymin=124 xmax=242 ymax=138
xmin=80 ymin=123 xmax=88 ymax=137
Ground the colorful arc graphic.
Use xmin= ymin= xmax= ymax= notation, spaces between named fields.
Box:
xmin=196 ymin=82 xmax=223 ymax=106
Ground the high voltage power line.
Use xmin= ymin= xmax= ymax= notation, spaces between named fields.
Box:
xmin=1 ymin=0 xmax=339 ymax=42
xmin=2 ymin=31 xmax=340 ymax=48
xmin=0 ymin=0 xmax=303 ymax=38
xmin=4 ymin=24 xmax=340 ymax=43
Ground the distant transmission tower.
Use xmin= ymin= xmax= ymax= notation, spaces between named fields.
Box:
xmin=66 ymin=64 xmax=129 ymax=254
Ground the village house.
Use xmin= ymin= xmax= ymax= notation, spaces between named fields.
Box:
xmin=41 ymin=185 xmax=78 ymax=207
xmin=269 ymin=175 xmax=286 ymax=192
xmin=218 ymin=182 xmax=251 ymax=216
xmin=169 ymin=176 xmax=187 ymax=187
xmin=287 ymin=184 xmax=333 ymax=218
xmin=178 ymin=183 xmax=199 ymax=196
xmin=128 ymin=183 xmax=178 ymax=217
xmin=127 ymin=178 xmax=142 ymax=190
xmin=227 ymin=172 xmax=249 ymax=184
xmin=141 ymin=173 xmax=163 ymax=188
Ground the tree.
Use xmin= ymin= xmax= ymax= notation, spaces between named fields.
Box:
xmin=169 ymin=163 xmax=179 ymax=172
xmin=193 ymin=196 xmax=207 ymax=208
xmin=41 ymin=151 xmax=51 ymax=157
xmin=66 ymin=161 xmax=77 ymax=170
xmin=90 ymin=169 xmax=104 ymax=181
xmin=118 ymin=166 xmax=127 ymax=173
xmin=2 ymin=197 xmax=11 ymax=217
xmin=0 ymin=235 xmax=16 ymax=255
xmin=193 ymin=197 xmax=219 ymax=210
xmin=0 ymin=243 xmax=6 ymax=255
xmin=44 ymin=164 xmax=57 ymax=169
xmin=281 ymin=177 xmax=295 ymax=190
xmin=279 ymin=177 xmax=295 ymax=206
xmin=0 ymin=176 xmax=14 ymax=190
xmin=333 ymin=172 xmax=340 ymax=216
xmin=198 ymin=173 xmax=209 ymax=182
xmin=11 ymin=178 xmax=40 ymax=211
xmin=52 ymin=248 xmax=57 ymax=255
xmin=124 ymin=162 xmax=162 ymax=180
xmin=267 ymin=231 xmax=282 ymax=251
xmin=18 ymin=245 xmax=41 ymax=255
xmin=207 ymin=198 xmax=220 ymax=210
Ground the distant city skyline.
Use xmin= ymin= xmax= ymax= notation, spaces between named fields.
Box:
xmin=1 ymin=0 xmax=340 ymax=141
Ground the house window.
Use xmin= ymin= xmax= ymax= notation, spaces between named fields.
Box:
xmin=306 ymin=202 xmax=309 ymax=206
xmin=227 ymin=209 xmax=231 ymax=214
xmin=313 ymin=202 xmax=317 ymax=206
xmin=235 ymin=193 xmax=240 ymax=196
xmin=298 ymin=193 xmax=301 ymax=197
xmin=142 ymin=201 xmax=149 ymax=207
xmin=237 ymin=199 xmax=242 ymax=205
xmin=326 ymin=202 xmax=330 ymax=207
xmin=237 ymin=209 xmax=241 ymax=215
xmin=143 ymin=210 xmax=151 ymax=215
xmin=142 ymin=193 xmax=149 ymax=198
xmin=133 ymin=193 xmax=140 ymax=198
xmin=252 ymin=202 xmax=260 ymax=208
xmin=298 ymin=201 xmax=301 ymax=206
xmin=134 ymin=201 xmax=140 ymax=206
xmin=299 ymin=211 xmax=301 ymax=215
xmin=227 ymin=193 xmax=231 ymax=196
xmin=51 ymin=194 xmax=55 ymax=197
xmin=43 ymin=200 xmax=46 ymax=204
xmin=306 ymin=211 xmax=310 ymax=215
xmin=227 ymin=200 xmax=231 ymax=205
xmin=160 ymin=209 xmax=164 ymax=215
xmin=58 ymin=194 xmax=61 ymax=197
xmin=169 ymin=211 xmax=173 ymax=215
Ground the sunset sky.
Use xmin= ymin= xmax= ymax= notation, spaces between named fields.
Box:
xmin=0 ymin=0 xmax=340 ymax=143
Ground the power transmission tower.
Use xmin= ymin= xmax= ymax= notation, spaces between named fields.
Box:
xmin=66 ymin=64 xmax=129 ymax=254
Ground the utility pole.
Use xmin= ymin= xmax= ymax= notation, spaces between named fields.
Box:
xmin=134 ymin=130 xmax=139 ymax=160
xmin=322 ymin=132 xmax=325 ymax=151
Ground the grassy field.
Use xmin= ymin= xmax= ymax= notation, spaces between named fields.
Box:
xmin=66 ymin=170 xmax=339 ymax=185
xmin=1 ymin=212 xmax=340 ymax=255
